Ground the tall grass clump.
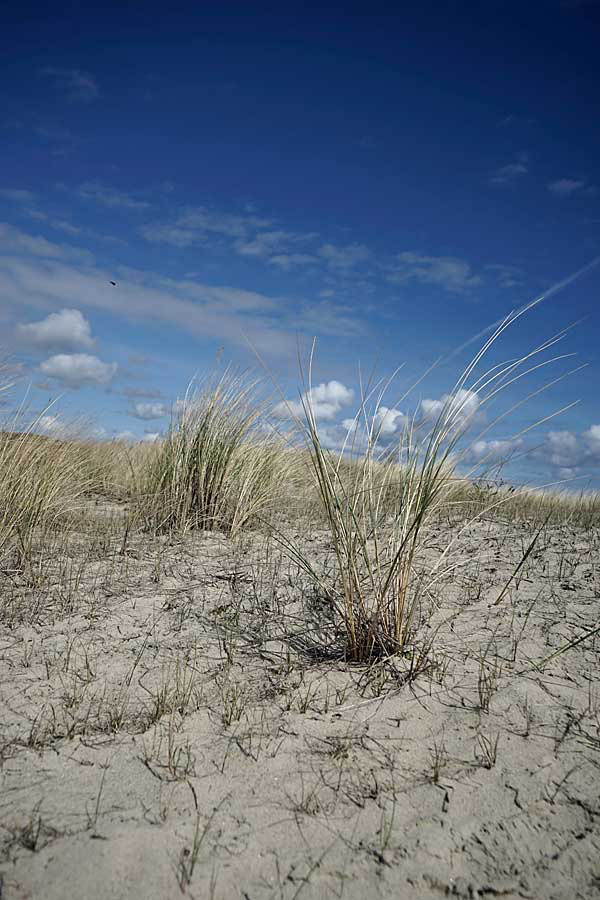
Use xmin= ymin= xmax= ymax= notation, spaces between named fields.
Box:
xmin=267 ymin=306 xmax=581 ymax=663
xmin=0 ymin=421 xmax=93 ymax=570
xmin=135 ymin=367 xmax=295 ymax=536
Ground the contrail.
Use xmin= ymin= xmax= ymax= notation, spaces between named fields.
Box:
xmin=445 ymin=255 xmax=600 ymax=362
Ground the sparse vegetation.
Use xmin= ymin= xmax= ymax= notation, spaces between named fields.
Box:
xmin=1 ymin=333 xmax=599 ymax=900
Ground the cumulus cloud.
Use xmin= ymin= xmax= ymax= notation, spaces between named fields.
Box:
xmin=39 ymin=353 xmax=117 ymax=388
xmin=387 ymin=252 xmax=482 ymax=294
xmin=35 ymin=414 xmax=106 ymax=441
xmin=129 ymin=401 xmax=168 ymax=420
xmin=36 ymin=414 xmax=66 ymax=437
xmin=420 ymin=388 xmax=481 ymax=426
xmin=42 ymin=67 xmax=100 ymax=102
xmin=113 ymin=430 xmax=138 ymax=443
xmin=547 ymin=178 xmax=586 ymax=196
xmin=318 ymin=243 xmax=370 ymax=269
xmin=272 ymin=380 xmax=354 ymax=421
xmin=466 ymin=437 xmax=524 ymax=463
xmin=17 ymin=308 xmax=95 ymax=352
xmin=113 ymin=429 xmax=161 ymax=443
xmin=531 ymin=425 xmax=600 ymax=474
xmin=341 ymin=406 xmax=408 ymax=439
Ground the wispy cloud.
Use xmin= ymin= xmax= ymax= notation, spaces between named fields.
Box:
xmin=122 ymin=386 xmax=164 ymax=399
xmin=0 ymin=222 xmax=90 ymax=262
xmin=318 ymin=243 xmax=370 ymax=269
xmin=139 ymin=224 xmax=197 ymax=247
xmin=0 ymin=226 xmax=366 ymax=359
xmin=141 ymin=206 xmax=274 ymax=249
xmin=79 ymin=182 xmax=150 ymax=210
xmin=387 ymin=251 xmax=482 ymax=294
xmin=235 ymin=229 xmax=318 ymax=261
xmin=1 ymin=189 xmax=84 ymax=236
xmin=547 ymin=177 xmax=587 ymax=196
xmin=41 ymin=67 xmax=100 ymax=103
xmin=0 ymin=188 xmax=36 ymax=205
xmin=489 ymin=161 xmax=528 ymax=186
xmin=269 ymin=253 xmax=317 ymax=270
xmin=484 ymin=263 xmax=523 ymax=289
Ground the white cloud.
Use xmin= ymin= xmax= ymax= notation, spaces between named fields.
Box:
xmin=139 ymin=224 xmax=197 ymax=247
xmin=79 ymin=182 xmax=150 ymax=210
xmin=36 ymin=414 xmax=66 ymax=437
xmin=113 ymin=429 xmax=161 ymax=444
xmin=130 ymin=401 xmax=168 ymax=420
xmin=179 ymin=207 xmax=272 ymax=238
xmin=141 ymin=207 xmax=273 ymax=248
xmin=372 ymin=406 xmax=407 ymax=436
xmin=388 ymin=252 xmax=482 ymax=294
xmin=0 ymin=223 xmax=91 ymax=262
xmin=489 ymin=162 xmax=528 ymax=185
xmin=466 ymin=437 xmax=523 ymax=463
xmin=548 ymin=178 xmax=586 ymax=196
xmin=122 ymin=386 xmax=163 ymax=399
xmin=39 ymin=353 xmax=117 ymax=388
xmin=17 ymin=308 xmax=95 ymax=352
xmin=113 ymin=430 xmax=138 ymax=443
xmin=341 ymin=406 xmax=407 ymax=439
xmin=318 ymin=243 xmax=370 ymax=269
xmin=34 ymin=414 xmax=106 ymax=441
xmin=0 ymin=222 xmax=67 ymax=259
xmin=269 ymin=253 xmax=316 ymax=270
xmin=272 ymin=380 xmax=354 ymax=421
xmin=234 ymin=231 xmax=290 ymax=258
xmin=0 ymin=188 xmax=36 ymax=204
xmin=421 ymin=388 xmax=481 ymax=426
xmin=0 ymin=229 xmax=366 ymax=359
xmin=532 ymin=425 xmax=600 ymax=473
xmin=484 ymin=263 xmax=523 ymax=289
xmin=42 ymin=67 xmax=100 ymax=102
xmin=583 ymin=423 xmax=600 ymax=449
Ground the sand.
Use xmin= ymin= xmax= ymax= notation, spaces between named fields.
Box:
xmin=1 ymin=509 xmax=599 ymax=899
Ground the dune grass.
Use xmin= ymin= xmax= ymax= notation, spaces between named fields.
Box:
xmin=260 ymin=306 xmax=586 ymax=662
xmin=0 ymin=427 xmax=91 ymax=570
xmin=133 ymin=367 xmax=297 ymax=537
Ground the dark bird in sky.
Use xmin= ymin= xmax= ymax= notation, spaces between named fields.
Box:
xmin=109 ymin=281 xmax=117 ymax=286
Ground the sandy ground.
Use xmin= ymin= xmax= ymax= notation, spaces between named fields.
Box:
xmin=1 ymin=508 xmax=599 ymax=899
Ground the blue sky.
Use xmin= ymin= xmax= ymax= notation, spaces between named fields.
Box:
xmin=1 ymin=0 xmax=600 ymax=488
